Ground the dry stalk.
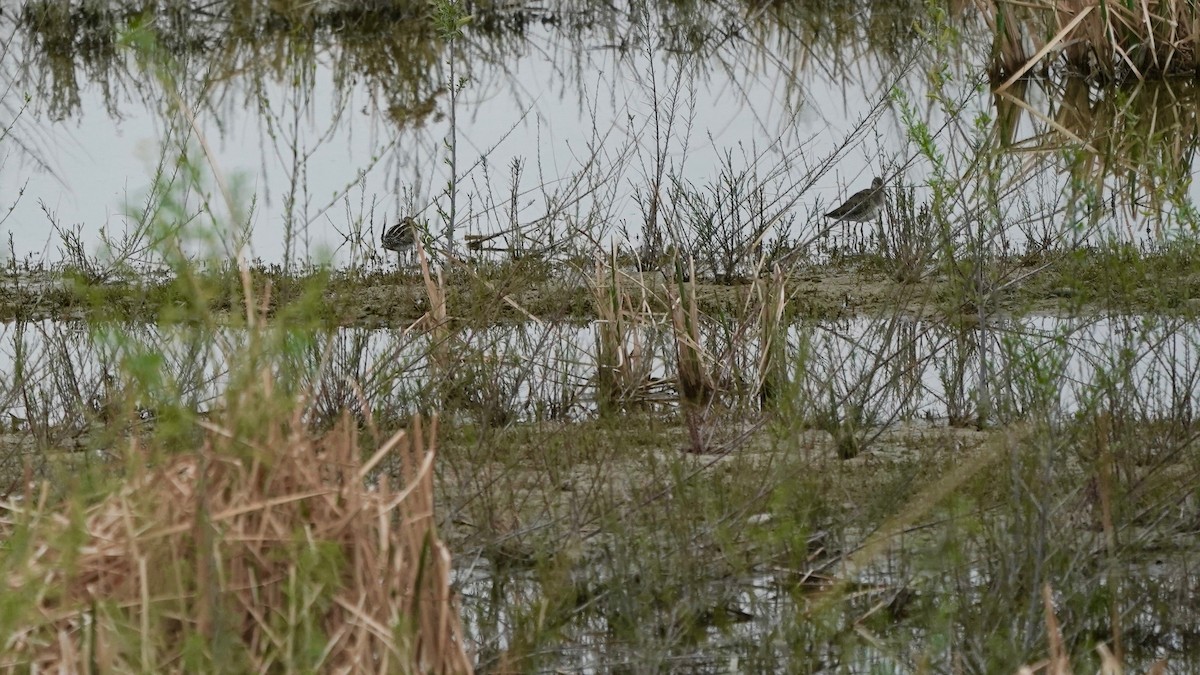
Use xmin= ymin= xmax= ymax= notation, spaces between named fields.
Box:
xmin=666 ymin=256 xmax=716 ymax=453
xmin=756 ymin=263 xmax=788 ymax=407
xmin=416 ymin=232 xmax=454 ymax=381
xmin=0 ymin=410 xmax=472 ymax=673
xmin=667 ymin=256 xmax=715 ymax=408
xmin=592 ymin=246 xmax=655 ymax=413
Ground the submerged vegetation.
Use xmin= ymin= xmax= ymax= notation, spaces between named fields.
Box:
xmin=2 ymin=0 xmax=1200 ymax=672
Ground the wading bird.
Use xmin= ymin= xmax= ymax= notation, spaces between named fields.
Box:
xmin=825 ymin=176 xmax=885 ymax=223
xmin=382 ymin=217 xmax=418 ymax=266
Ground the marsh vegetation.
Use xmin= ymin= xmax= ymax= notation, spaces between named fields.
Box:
xmin=2 ymin=0 xmax=1200 ymax=672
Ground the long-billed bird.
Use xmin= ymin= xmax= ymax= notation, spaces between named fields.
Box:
xmin=382 ymin=217 xmax=418 ymax=266
xmin=825 ymin=176 xmax=885 ymax=223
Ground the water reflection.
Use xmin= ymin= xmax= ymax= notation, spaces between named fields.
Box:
xmin=453 ymin=533 xmax=1197 ymax=671
xmin=4 ymin=1 xmax=1196 ymax=273
xmin=992 ymin=77 xmax=1200 ymax=240
xmin=1 ymin=312 xmax=1197 ymax=429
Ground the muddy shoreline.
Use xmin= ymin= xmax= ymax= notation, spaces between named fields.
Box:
xmin=3 ymin=249 xmax=1198 ymax=327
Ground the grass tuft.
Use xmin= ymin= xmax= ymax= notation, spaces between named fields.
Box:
xmin=0 ymin=408 xmax=471 ymax=672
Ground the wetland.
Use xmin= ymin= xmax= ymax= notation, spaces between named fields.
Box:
xmin=2 ymin=0 xmax=1200 ymax=672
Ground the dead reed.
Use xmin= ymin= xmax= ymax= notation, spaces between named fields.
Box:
xmin=592 ymin=247 xmax=656 ymax=415
xmin=0 ymin=409 xmax=472 ymax=672
xmin=985 ymin=0 xmax=1200 ymax=84
xmin=666 ymin=256 xmax=718 ymax=453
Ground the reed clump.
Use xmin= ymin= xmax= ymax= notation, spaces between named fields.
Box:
xmin=0 ymin=409 xmax=472 ymax=673
xmin=592 ymin=248 xmax=657 ymax=415
xmin=667 ymin=257 xmax=719 ymax=453
xmin=985 ymin=0 xmax=1200 ymax=84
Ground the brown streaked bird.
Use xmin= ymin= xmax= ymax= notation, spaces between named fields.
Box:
xmin=382 ymin=217 xmax=418 ymax=265
xmin=825 ymin=176 xmax=885 ymax=223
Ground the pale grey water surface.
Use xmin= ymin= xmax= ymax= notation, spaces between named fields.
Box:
xmin=2 ymin=313 xmax=1196 ymax=427
xmin=2 ymin=4 xmax=1195 ymax=271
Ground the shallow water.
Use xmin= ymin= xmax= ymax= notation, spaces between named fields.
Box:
xmin=450 ymin=526 xmax=1196 ymax=672
xmin=3 ymin=4 xmax=1200 ymax=670
xmin=1 ymin=312 xmax=1196 ymax=427
xmin=2 ymin=2 xmax=1195 ymax=273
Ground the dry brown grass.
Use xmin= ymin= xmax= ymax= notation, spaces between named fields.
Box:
xmin=984 ymin=0 xmax=1200 ymax=83
xmin=0 ymin=409 xmax=472 ymax=673
xmin=592 ymin=247 xmax=658 ymax=414
xmin=667 ymin=257 xmax=719 ymax=453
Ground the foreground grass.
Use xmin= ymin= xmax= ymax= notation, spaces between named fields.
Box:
xmin=439 ymin=411 xmax=1193 ymax=671
xmin=0 ymin=321 xmax=474 ymax=672
xmin=6 ymin=403 xmax=1191 ymax=671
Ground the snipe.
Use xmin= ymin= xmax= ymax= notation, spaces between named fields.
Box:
xmin=382 ymin=217 xmax=418 ymax=265
xmin=825 ymin=176 xmax=885 ymax=223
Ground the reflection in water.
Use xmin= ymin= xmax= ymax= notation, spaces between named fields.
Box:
xmin=4 ymin=0 xmax=1196 ymax=273
xmin=453 ymin=527 xmax=1196 ymax=671
xmin=1 ymin=313 xmax=1197 ymax=669
xmin=993 ymin=77 xmax=1200 ymax=241
xmin=1 ymin=312 xmax=1197 ymax=431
